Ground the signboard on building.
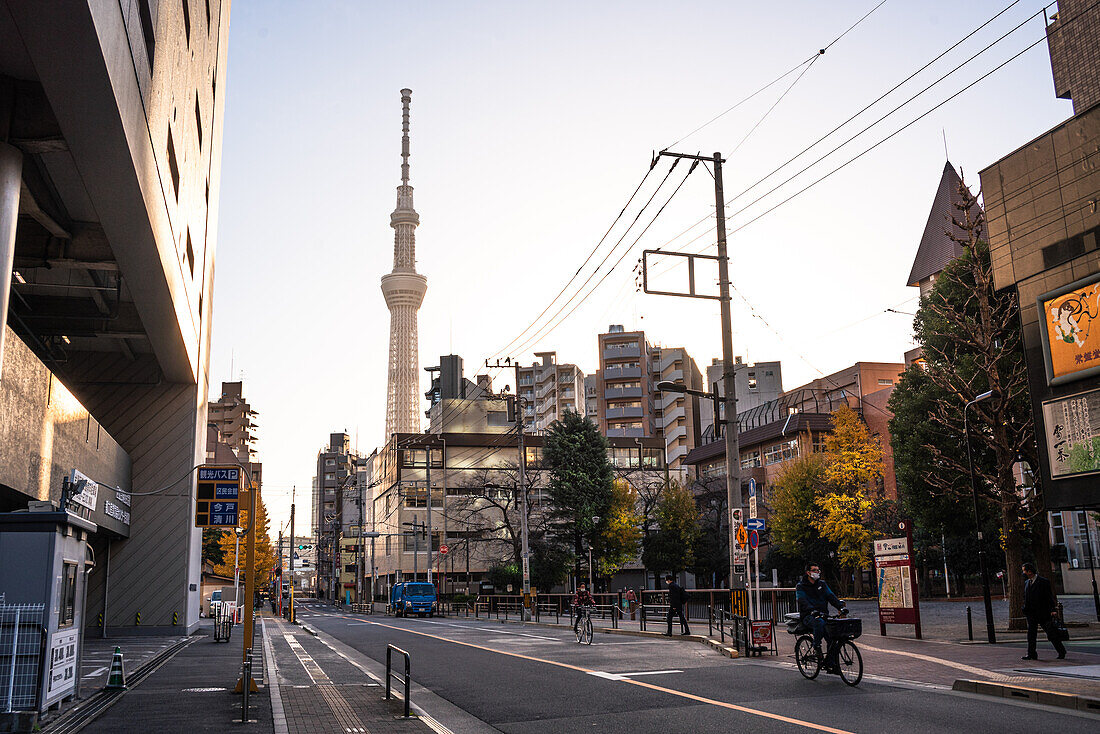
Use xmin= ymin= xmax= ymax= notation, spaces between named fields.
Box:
xmin=1039 ymin=275 xmax=1100 ymax=386
xmin=874 ymin=520 xmax=922 ymax=638
xmin=1041 ymin=387 xmax=1100 ymax=478
xmin=45 ymin=629 xmax=78 ymax=705
xmin=69 ymin=469 xmax=130 ymax=537
xmin=195 ymin=466 xmax=242 ymax=528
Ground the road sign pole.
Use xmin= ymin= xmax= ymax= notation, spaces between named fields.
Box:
xmin=237 ymin=476 xmax=257 ymax=693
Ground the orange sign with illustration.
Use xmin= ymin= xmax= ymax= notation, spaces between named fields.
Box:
xmin=1042 ymin=280 xmax=1100 ymax=383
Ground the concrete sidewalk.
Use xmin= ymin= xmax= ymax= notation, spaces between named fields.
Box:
xmin=75 ymin=626 xmax=271 ymax=733
xmin=262 ymin=614 xmax=434 ymax=734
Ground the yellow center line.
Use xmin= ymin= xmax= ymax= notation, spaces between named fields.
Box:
xmin=355 ymin=618 xmax=854 ymax=734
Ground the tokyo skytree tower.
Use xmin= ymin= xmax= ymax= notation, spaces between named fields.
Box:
xmin=381 ymin=89 xmax=427 ymax=437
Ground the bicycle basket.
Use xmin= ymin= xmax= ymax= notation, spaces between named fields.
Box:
xmin=784 ymin=612 xmax=809 ymax=635
xmin=826 ymin=617 xmax=862 ymax=639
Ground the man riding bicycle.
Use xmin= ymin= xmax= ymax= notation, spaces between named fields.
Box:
xmin=572 ymin=582 xmax=595 ymax=634
xmin=796 ymin=563 xmax=847 ymax=673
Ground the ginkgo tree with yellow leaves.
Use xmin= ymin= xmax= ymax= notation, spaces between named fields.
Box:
xmin=213 ymin=492 xmax=278 ymax=594
xmin=770 ymin=404 xmax=884 ymax=594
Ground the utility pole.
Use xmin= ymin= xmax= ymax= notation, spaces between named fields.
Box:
xmin=487 ymin=358 xmax=532 ymax=621
xmin=642 ymin=150 xmax=742 ymax=591
xmin=425 ymin=448 xmax=433 ymax=583
xmin=357 ymin=474 xmax=365 ymax=603
xmin=277 ymin=529 xmax=283 ymax=618
xmin=289 ymin=487 xmax=296 ymax=622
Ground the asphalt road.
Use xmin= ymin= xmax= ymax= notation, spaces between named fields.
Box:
xmin=291 ymin=602 xmax=1099 ymax=734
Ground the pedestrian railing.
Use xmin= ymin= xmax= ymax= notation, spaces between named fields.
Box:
xmin=385 ymin=644 xmax=412 ymax=719
xmin=0 ymin=603 xmax=45 ymax=713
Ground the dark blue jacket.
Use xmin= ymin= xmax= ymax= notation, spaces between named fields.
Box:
xmin=796 ymin=576 xmax=844 ymax=620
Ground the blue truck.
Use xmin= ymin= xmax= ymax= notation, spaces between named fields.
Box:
xmin=389 ymin=582 xmax=437 ymax=617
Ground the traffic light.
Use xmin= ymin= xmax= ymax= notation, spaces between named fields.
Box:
xmin=297 ymin=544 xmax=312 ymax=550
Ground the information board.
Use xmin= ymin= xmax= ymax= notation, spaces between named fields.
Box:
xmin=874 ymin=520 xmax=922 ymax=638
xmin=45 ymin=629 xmax=77 ymax=705
xmin=196 ymin=465 xmax=241 ymax=528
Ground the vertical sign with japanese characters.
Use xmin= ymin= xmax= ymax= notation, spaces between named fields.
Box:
xmin=1042 ymin=388 xmax=1100 ymax=478
xmin=195 ymin=465 xmax=241 ymax=527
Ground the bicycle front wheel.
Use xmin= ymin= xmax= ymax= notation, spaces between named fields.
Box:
xmin=582 ymin=616 xmax=593 ymax=645
xmin=836 ymin=640 xmax=863 ymax=686
xmin=795 ymin=636 xmax=820 ymax=680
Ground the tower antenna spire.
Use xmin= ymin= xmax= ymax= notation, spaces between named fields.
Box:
xmin=400 ymin=88 xmax=412 ymax=186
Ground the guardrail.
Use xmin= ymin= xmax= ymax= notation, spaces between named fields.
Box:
xmin=385 ymin=644 xmax=412 ymax=718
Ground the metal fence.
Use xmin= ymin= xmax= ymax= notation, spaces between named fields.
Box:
xmin=0 ymin=603 xmax=45 ymax=713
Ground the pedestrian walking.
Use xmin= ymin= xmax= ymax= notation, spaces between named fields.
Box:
xmin=663 ymin=574 xmax=690 ymax=636
xmin=626 ymin=588 xmax=637 ymax=620
xmin=1021 ymin=562 xmax=1066 ymax=660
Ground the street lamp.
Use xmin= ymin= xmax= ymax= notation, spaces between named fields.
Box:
xmin=657 ymin=379 xmax=741 ymax=593
xmin=964 ymin=389 xmax=997 ymax=644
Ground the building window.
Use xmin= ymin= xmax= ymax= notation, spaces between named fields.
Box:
xmin=195 ymin=94 xmax=203 ymax=149
xmin=701 ymin=462 xmax=724 ymax=479
xmin=609 ymin=447 xmax=639 ymax=468
xmin=748 ymin=378 xmax=757 ymax=390
xmin=59 ymin=562 xmax=77 ymax=627
xmin=325 ymin=458 xmax=335 ymax=466
xmin=167 ymin=129 xmax=180 ymax=200
xmin=137 ymin=0 xmax=156 ymax=72
xmin=878 ymin=378 xmax=893 ymax=386
xmin=764 ymin=439 xmax=799 ymax=466
xmin=642 ymin=448 xmax=663 ymax=468
xmin=344 ymin=564 xmax=356 ymax=573
xmin=740 ymin=450 xmax=761 ymax=469
xmin=325 ymin=473 xmax=335 ymax=480
xmin=525 ymin=446 xmax=542 ymax=468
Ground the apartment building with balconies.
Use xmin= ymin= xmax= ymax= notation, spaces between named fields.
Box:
xmin=516 ymin=351 xmax=586 ymax=433
xmin=655 ymin=347 xmax=704 ymax=471
xmin=596 ymin=325 xmax=658 ymax=437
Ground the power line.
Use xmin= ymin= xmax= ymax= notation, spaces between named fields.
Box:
xmin=505 ymin=159 xmax=701 ymax=358
xmin=647 ymin=0 xmax=1032 ymax=260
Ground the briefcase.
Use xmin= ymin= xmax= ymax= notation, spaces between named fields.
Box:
xmin=1051 ymin=619 xmax=1070 ymax=642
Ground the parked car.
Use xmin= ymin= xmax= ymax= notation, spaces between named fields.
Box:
xmin=206 ymin=588 xmax=223 ymax=617
xmin=389 ymin=582 xmax=437 ymax=617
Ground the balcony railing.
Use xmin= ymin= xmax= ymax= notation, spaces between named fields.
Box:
xmin=603 ymin=344 xmax=640 ymax=360
xmin=604 ymin=366 xmax=642 ymax=380
xmin=606 ymin=406 xmax=643 ymax=419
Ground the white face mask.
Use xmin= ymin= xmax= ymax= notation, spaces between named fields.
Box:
xmin=809 ymin=572 xmax=821 ymax=581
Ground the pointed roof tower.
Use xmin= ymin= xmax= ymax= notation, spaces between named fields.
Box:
xmin=906 ymin=161 xmax=981 ymax=289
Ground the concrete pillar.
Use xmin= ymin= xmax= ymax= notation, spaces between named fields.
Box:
xmin=0 ymin=142 xmax=22 ymax=373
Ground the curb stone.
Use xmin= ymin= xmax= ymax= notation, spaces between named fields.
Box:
xmin=952 ymin=678 xmax=1100 ymax=713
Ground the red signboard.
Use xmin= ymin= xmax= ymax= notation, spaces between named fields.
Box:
xmin=750 ymin=620 xmax=773 ymax=649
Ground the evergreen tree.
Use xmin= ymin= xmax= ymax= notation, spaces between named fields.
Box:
xmin=887 ymin=178 xmax=1041 ymax=626
xmin=543 ymin=410 xmax=614 ymax=584
xmin=202 ymin=528 xmax=228 ymax=568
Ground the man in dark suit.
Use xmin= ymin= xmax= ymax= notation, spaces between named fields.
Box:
xmin=1021 ymin=562 xmax=1067 ymax=660
xmin=663 ymin=574 xmax=690 ymax=636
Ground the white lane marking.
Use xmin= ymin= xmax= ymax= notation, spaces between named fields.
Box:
xmin=81 ymin=667 xmax=108 ymax=678
xmin=473 ymin=626 xmax=558 ymax=640
xmin=485 ymin=637 xmax=562 ymax=645
xmin=617 ymin=669 xmax=684 ymax=677
xmin=588 ymin=671 xmax=628 ymax=681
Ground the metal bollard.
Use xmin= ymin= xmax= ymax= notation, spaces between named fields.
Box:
xmin=241 ymin=647 xmax=252 ymax=723
xmin=966 ymin=606 xmax=973 ymax=641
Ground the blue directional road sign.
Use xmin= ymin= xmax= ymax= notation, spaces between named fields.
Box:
xmin=746 ymin=518 xmax=766 ymax=531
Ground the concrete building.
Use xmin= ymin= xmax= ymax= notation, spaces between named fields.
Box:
xmin=516 ymin=352 xmax=585 ymax=433
xmin=584 ymin=374 xmax=599 ymax=419
xmin=596 ymin=325 xmax=659 ymax=437
xmin=381 ymin=90 xmax=428 ymax=438
xmin=697 ymin=358 xmax=783 ymax=441
xmin=654 ymin=347 xmax=703 ymax=471
xmin=367 ymin=432 xmax=667 ymax=596
xmin=975 ymin=0 xmax=1100 ymax=592
xmin=207 ymin=381 xmax=261 ymax=487
xmin=425 ymin=355 xmax=510 ymax=434
xmin=0 ymin=2 xmax=231 ymax=634
xmin=313 ymin=433 xmax=361 ymax=600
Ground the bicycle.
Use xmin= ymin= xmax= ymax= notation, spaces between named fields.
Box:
xmin=785 ymin=612 xmax=863 ymax=687
xmin=573 ymin=605 xmax=593 ymax=645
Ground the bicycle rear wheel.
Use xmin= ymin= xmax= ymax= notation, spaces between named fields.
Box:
xmin=836 ymin=640 xmax=863 ymax=686
xmin=581 ymin=616 xmax=593 ymax=645
xmin=795 ymin=636 xmax=820 ymax=680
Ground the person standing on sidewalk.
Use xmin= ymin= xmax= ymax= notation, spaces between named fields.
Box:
xmin=626 ymin=588 xmax=637 ymax=620
xmin=1021 ymin=562 xmax=1067 ymax=660
xmin=663 ymin=575 xmax=690 ymax=636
